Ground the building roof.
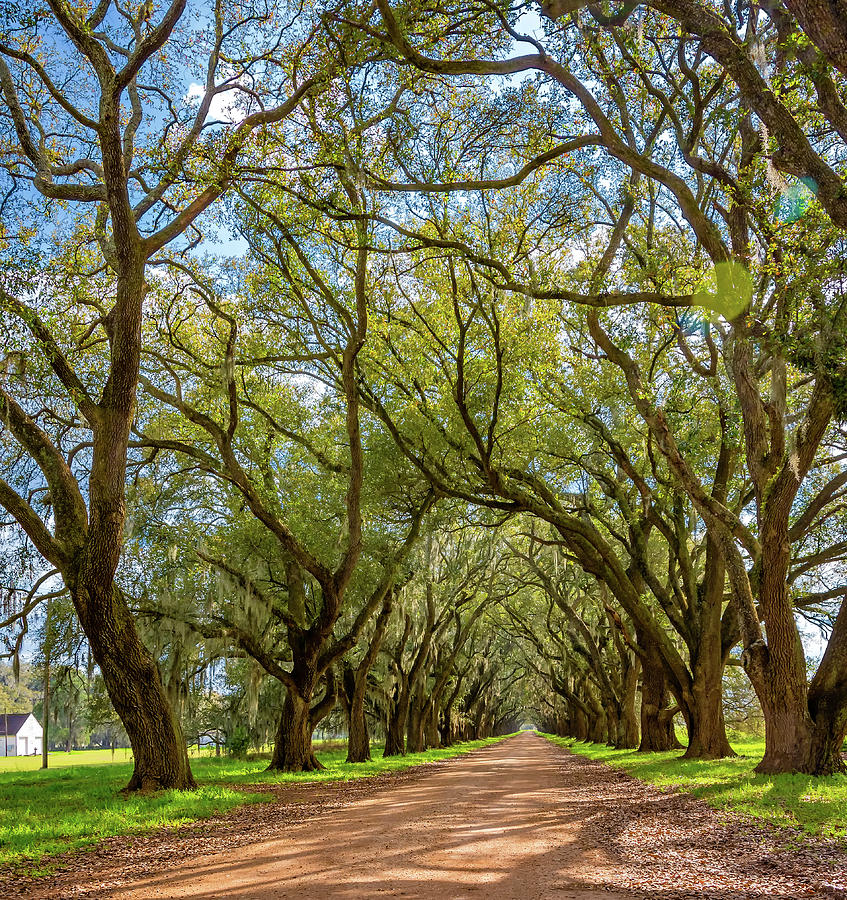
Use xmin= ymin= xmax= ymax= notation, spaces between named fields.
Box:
xmin=0 ymin=713 xmax=35 ymax=735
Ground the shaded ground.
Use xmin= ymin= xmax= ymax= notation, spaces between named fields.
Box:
xmin=6 ymin=732 xmax=847 ymax=899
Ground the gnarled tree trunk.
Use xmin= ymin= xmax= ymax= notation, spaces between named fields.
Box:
xmin=346 ymin=693 xmax=371 ymax=763
xmin=806 ymin=600 xmax=847 ymax=774
xmin=343 ymin=665 xmax=371 ymax=763
xmin=269 ymin=687 xmax=323 ymax=773
xmin=406 ymin=687 xmax=427 ymax=753
xmin=681 ymin=538 xmax=735 ymax=759
xmin=619 ymin=656 xmax=640 ymax=749
xmin=683 ymin=653 xmax=734 ymax=760
xmin=743 ymin=533 xmax=822 ymax=774
xmin=346 ymin=592 xmax=395 ymax=763
xmin=71 ymin=571 xmax=194 ymax=791
xmin=383 ymin=680 xmax=409 ymax=757
xmin=639 ymin=639 xmax=682 ymax=752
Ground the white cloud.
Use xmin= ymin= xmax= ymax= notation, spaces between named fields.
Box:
xmin=184 ymin=82 xmax=246 ymax=126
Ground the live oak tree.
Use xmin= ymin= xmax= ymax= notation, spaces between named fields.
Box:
xmin=358 ymin=0 xmax=847 ymax=774
xmin=0 ymin=0 xmax=322 ymax=789
xmin=134 ymin=188 xmax=434 ymax=769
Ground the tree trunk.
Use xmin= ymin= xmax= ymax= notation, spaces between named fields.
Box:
xmin=806 ymin=695 xmax=847 ymax=775
xmin=806 ymin=599 xmax=847 ymax=774
xmin=570 ymin=700 xmax=588 ymax=740
xmin=72 ymin=582 xmax=195 ymax=791
xmin=683 ymin=645 xmax=735 ymax=760
xmin=406 ymin=691 xmax=426 ymax=753
xmin=746 ymin=561 xmax=847 ymax=774
xmin=620 ymin=657 xmax=640 ymax=749
xmin=268 ymin=688 xmax=324 ymax=772
xmin=346 ymin=701 xmax=370 ymax=762
xmin=41 ymin=607 xmax=50 ymax=769
xmin=683 ymin=538 xmax=736 ymax=759
xmin=439 ymin=670 xmax=468 ymax=747
xmin=439 ymin=704 xmax=453 ymax=746
xmin=384 ymin=717 xmax=406 ymax=756
xmin=603 ymin=697 xmax=620 ymax=747
xmin=383 ymin=682 xmax=407 ymax=757
xmin=587 ymin=703 xmax=606 ymax=744
xmin=639 ymin=642 xmax=682 ymax=752
xmin=346 ymin=592 xmax=395 ymax=763
xmin=683 ymin=683 xmax=735 ymax=759
xmin=756 ymin=692 xmax=815 ymax=773
xmin=477 ymin=707 xmax=493 ymax=739
xmin=64 ymin=258 xmax=193 ymax=791
xmin=424 ymin=698 xmax=440 ymax=749
xmin=728 ymin=344 xmax=836 ymax=774
xmin=745 ymin=546 xmax=817 ymax=773
xmin=346 ymin=668 xmax=371 ymax=763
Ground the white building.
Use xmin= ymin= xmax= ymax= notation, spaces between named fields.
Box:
xmin=0 ymin=713 xmax=43 ymax=756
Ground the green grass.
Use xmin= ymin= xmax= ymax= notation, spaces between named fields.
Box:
xmin=0 ymin=745 xmax=226 ymax=774
xmin=0 ymin=764 xmax=260 ymax=875
xmin=0 ymin=748 xmax=136 ymax=773
xmin=542 ymin=732 xmax=847 ymax=841
xmin=0 ymin=736 xmax=505 ymax=873
xmin=198 ymin=737 xmax=505 ymax=786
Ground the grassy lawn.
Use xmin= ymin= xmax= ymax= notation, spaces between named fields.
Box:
xmin=0 ymin=745 xmax=226 ymax=774
xmin=542 ymin=733 xmax=847 ymax=841
xmin=0 ymin=737 xmax=504 ymax=873
xmin=0 ymin=748 xmax=136 ymax=773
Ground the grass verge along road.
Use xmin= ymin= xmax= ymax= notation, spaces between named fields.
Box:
xmin=543 ymin=733 xmax=847 ymax=840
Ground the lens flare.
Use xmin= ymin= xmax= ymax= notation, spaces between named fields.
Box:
xmin=695 ymin=260 xmax=753 ymax=321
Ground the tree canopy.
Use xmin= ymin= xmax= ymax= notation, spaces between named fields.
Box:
xmin=1 ymin=0 xmax=846 ymax=787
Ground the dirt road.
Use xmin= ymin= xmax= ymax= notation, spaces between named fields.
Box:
xmin=24 ymin=732 xmax=847 ymax=899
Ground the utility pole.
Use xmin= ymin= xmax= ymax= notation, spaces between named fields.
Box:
xmin=42 ymin=598 xmax=51 ymax=769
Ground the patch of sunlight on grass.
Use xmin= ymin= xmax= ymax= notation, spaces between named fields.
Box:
xmin=190 ymin=736 xmax=506 ymax=786
xmin=540 ymin=733 xmax=847 ymax=840
xmin=0 ymin=743 xmax=236 ymax=775
xmin=0 ymin=766 xmax=263 ymax=872
xmin=0 ymin=748 xmax=136 ymax=773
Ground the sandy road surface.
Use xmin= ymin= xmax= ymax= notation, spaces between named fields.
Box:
xmin=21 ymin=732 xmax=847 ymax=899
xmin=100 ymin=732 xmax=633 ymax=900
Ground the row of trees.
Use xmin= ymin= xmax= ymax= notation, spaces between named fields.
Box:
xmin=0 ymin=0 xmax=845 ymax=790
